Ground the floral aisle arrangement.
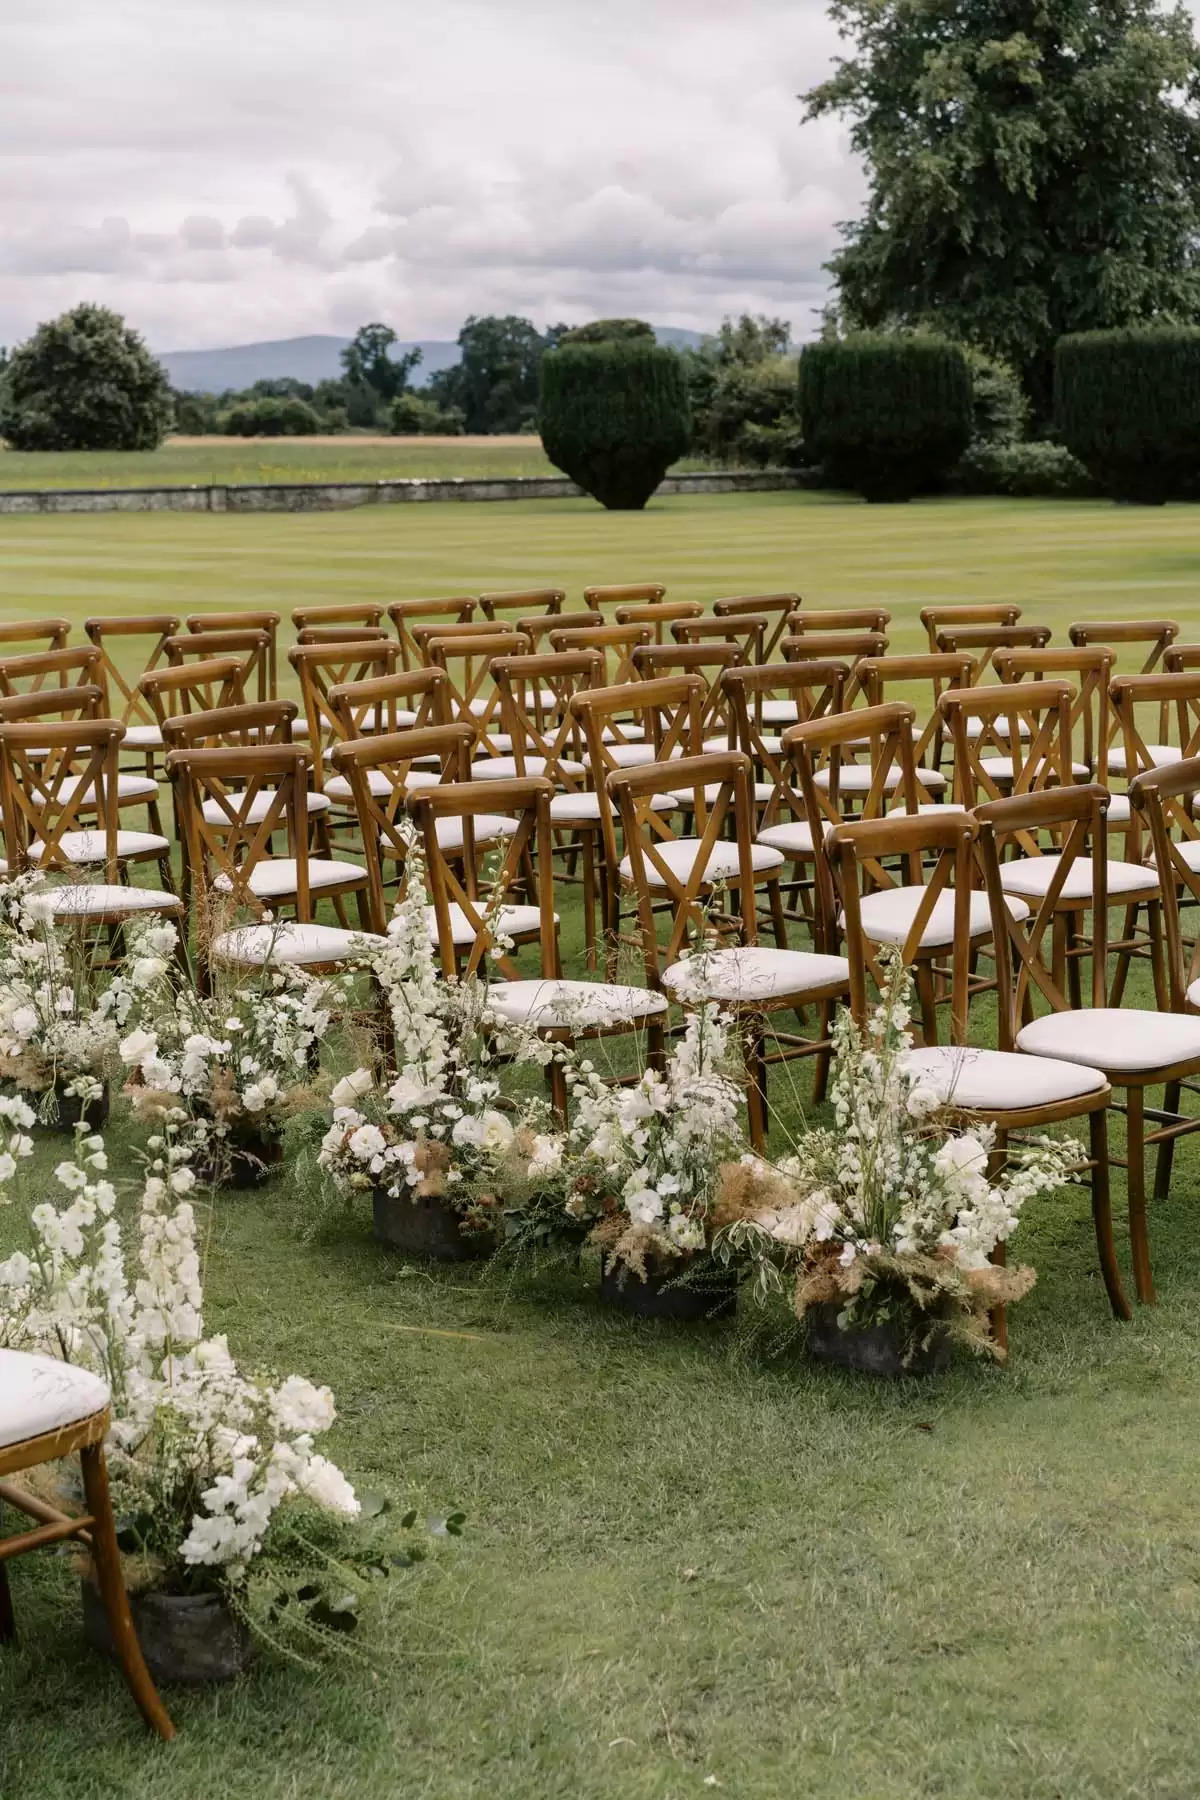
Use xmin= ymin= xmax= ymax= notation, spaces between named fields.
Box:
xmin=0 ymin=1120 xmax=413 ymax=1678
xmin=0 ymin=873 xmax=173 ymax=1129
xmin=562 ymin=1006 xmax=747 ymax=1318
xmin=119 ymin=940 xmax=345 ymax=1186
xmin=318 ymin=846 xmax=563 ymax=1260
xmin=714 ymin=954 xmax=1079 ymax=1373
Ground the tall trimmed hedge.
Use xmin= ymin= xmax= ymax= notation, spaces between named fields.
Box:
xmin=1055 ymin=327 xmax=1200 ymax=502
xmin=798 ymin=334 xmax=972 ymax=501
xmin=539 ymin=340 xmax=691 ymax=510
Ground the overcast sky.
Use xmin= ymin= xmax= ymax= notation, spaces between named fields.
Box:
xmin=1 ymin=0 xmax=860 ymax=353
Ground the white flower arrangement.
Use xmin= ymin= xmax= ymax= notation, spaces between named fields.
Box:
xmin=0 ymin=873 xmax=173 ymax=1115
xmin=714 ymin=951 xmax=1079 ymax=1362
xmin=0 ymin=1120 xmax=360 ymax=1602
xmin=563 ymin=1005 xmax=745 ymax=1279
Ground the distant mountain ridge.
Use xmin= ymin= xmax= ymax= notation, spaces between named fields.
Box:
xmin=158 ymin=327 xmax=706 ymax=394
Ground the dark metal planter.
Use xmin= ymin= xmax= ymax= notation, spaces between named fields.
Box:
xmin=30 ymin=1076 xmax=111 ymax=1133
xmin=82 ymin=1579 xmax=253 ymax=1685
xmin=806 ymin=1302 xmax=952 ymax=1378
xmin=599 ymin=1254 xmax=737 ymax=1322
xmin=372 ymin=1187 xmax=492 ymax=1261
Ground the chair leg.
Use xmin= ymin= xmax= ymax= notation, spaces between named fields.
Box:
xmin=0 ymin=1560 xmax=15 ymax=1643
xmin=545 ymin=1053 xmax=569 ymax=1124
xmin=1124 ymin=1087 xmax=1155 ymax=1305
xmin=1154 ymin=1080 xmax=1182 ymax=1201
xmin=78 ymin=1443 xmax=175 ymax=1740
xmin=766 ymin=878 xmax=788 ymax=949
xmin=1089 ymin=1108 xmax=1131 ymax=1321
xmin=742 ymin=1020 xmax=768 ymax=1155
xmin=914 ymin=961 xmax=938 ymax=1046
xmin=811 ymin=1000 xmax=832 ymax=1106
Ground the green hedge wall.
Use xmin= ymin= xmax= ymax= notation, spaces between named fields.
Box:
xmin=798 ymin=334 xmax=972 ymax=501
xmin=539 ymin=341 xmax=691 ymax=510
xmin=1054 ymin=327 xmax=1200 ymax=502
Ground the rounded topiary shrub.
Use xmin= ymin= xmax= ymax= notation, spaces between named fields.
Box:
xmin=559 ymin=318 xmax=656 ymax=347
xmin=1054 ymin=327 xmax=1200 ymax=503
xmin=798 ymin=334 xmax=972 ymax=501
xmin=0 ymin=303 xmax=173 ymax=452
xmin=539 ymin=340 xmax=691 ymax=510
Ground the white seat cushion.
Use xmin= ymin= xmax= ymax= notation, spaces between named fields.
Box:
xmin=760 ymin=700 xmax=800 ymax=726
xmin=999 ymin=854 xmax=1158 ymax=901
xmin=1107 ymin=744 xmax=1179 ymax=776
xmin=619 ymin=838 xmax=784 ymax=889
xmin=851 ymin=886 xmax=1028 ymax=948
xmin=755 ymin=819 xmax=815 ymax=857
xmin=663 ymin=946 xmax=850 ymax=1004
xmin=977 ymin=756 xmax=1090 ymax=781
xmin=548 ymin=790 xmax=674 ymax=824
xmin=484 ymin=978 xmax=668 ymax=1030
xmin=202 ymin=788 xmax=331 ymax=823
xmin=216 ymin=857 xmax=365 ymax=898
xmin=45 ymin=883 xmax=181 ymax=916
xmin=601 ymin=724 xmax=645 ymax=744
xmin=670 ymin=781 xmax=775 ymax=806
xmin=886 ymin=802 xmax=971 ymax=817
xmin=472 ymin=732 xmax=514 ymax=754
xmin=903 ymin=1045 xmax=1106 ymax=1113
xmin=415 ymin=903 xmax=550 ymax=948
xmin=0 ymin=1349 xmax=110 ymax=1449
xmin=471 ymin=755 xmax=586 ymax=782
xmin=605 ymin=743 xmax=671 ymax=768
xmin=57 ymin=772 xmax=159 ymax=804
xmin=1105 ymin=793 xmax=1131 ymax=824
xmin=434 ymin=815 xmax=520 ymax=851
xmin=964 ymin=716 xmax=1031 ymax=741
xmin=28 ymin=829 xmax=168 ymax=863
xmin=212 ymin=922 xmax=385 ymax=965
xmin=121 ymin=723 xmax=163 ymax=749
xmin=350 ymin=705 xmax=417 ymax=731
xmin=1017 ymin=1008 xmax=1200 ymax=1075
xmin=814 ymin=764 xmax=946 ymax=794
xmin=325 ymin=770 xmax=440 ymax=803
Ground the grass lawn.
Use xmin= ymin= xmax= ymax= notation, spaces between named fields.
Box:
xmin=2 ymin=491 xmax=1200 ymax=1797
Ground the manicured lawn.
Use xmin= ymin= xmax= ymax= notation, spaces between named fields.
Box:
xmin=3 ymin=491 xmax=1200 ymax=1797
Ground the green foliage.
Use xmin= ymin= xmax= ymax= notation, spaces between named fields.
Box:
xmin=218 ymin=395 xmax=322 ymax=437
xmin=559 ymin=318 xmax=655 ymax=346
xmin=0 ymin=303 xmax=173 ymax=452
xmin=805 ymin=0 xmax=1200 ymax=417
xmin=339 ymin=323 xmax=421 ymax=405
xmin=963 ymin=349 xmax=1027 ymax=447
xmin=389 ymin=393 xmax=465 ymax=436
xmin=539 ymin=340 xmax=691 ymax=509
xmin=685 ymin=316 xmax=800 ymax=466
xmin=428 ymin=315 xmax=564 ymax=434
xmin=799 ymin=334 xmax=972 ymax=500
xmin=952 ymin=439 xmax=1098 ymax=498
xmin=1054 ymin=326 xmax=1200 ymax=501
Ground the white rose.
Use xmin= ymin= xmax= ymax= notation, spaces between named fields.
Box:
xmin=331 ymin=1068 xmax=374 ymax=1108
xmin=348 ymin=1124 xmax=386 ymax=1159
xmin=119 ymin=1028 xmax=157 ymax=1064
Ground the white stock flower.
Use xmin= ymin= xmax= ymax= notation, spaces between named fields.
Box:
xmin=331 ymin=1068 xmax=374 ymax=1107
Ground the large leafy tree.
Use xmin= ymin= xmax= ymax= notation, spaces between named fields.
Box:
xmin=0 ymin=304 xmax=173 ymax=451
xmin=806 ymin=0 xmax=1200 ymax=415
xmin=428 ymin=315 xmax=566 ymax=433
xmin=340 ymin=323 xmax=421 ymax=415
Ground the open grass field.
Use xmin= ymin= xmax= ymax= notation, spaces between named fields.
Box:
xmin=3 ymin=491 xmax=1200 ymax=1798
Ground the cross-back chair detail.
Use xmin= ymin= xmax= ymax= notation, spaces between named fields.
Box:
xmin=292 ymin=604 xmax=385 ymax=634
xmin=615 ymin=600 xmax=704 ymax=642
xmin=82 ymin=616 xmax=180 ymax=748
xmin=920 ymin=603 xmax=1021 ymax=652
xmin=288 ymin=640 xmax=401 ymax=789
xmin=0 ymin=646 xmax=104 ymax=701
xmin=425 ymin=631 xmax=529 ymax=758
xmin=0 ymin=619 xmax=72 ymax=676
xmin=712 ymin=593 xmax=799 ymax=662
xmin=672 ymin=614 xmax=767 ymax=664
xmin=515 ymin=608 xmax=603 ymax=650
xmin=787 ymin=606 xmax=891 ymax=637
xmin=478 ymin=588 xmax=564 ymax=623
xmin=992 ymin=646 xmax=1114 ymax=791
xmin=139 ymin=656 xmax=247 ymax=728
xmin=165 ymin=629 xmax=271 ymax=704
xmin=186 ymin=612 xmax=280 ymax=696
xmin=582 ymin=583 xmax=666 ymax=610
xmin=854 ymin=652 xmax=973 ymax=787
xmin=549 ymin=622 xmax=652 ymax=689
xmin=387 ymin=598 xmax=477 ymax=669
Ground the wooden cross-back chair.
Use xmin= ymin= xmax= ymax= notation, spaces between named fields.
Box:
xmin=609 ymin=748 xmax=850 ymax=1148
xmin=992 ymin=646 xmax=1114 ymax=796
xmin=292 ymin=603 xmax=384 ymax=634
xmin=0 ymin=619 xmax=72 ymax=677
xmin=187 ymin=611 xmax=280 ymax=696
xmin=632 ymin=642 xmax=743 ymax=754
xmin=582 ymin=583 xmax=666 ymax=611
xmin=787 ymin=606 xmax=891 ymax=638
xmin=296 ymin=625 xmax=391 ymax=648
xmin=425 ymin=630 xmax=529 ymax=760
xmin=387 ymin=598 xmax=476 ymax=670
xmin=570 ymin=674 xmax=706 ymax=975
xmin=921 ymin=602 xmax=1021 ymax=652
xmin=328 ymin=723 xmax=508 ymax=932
xmin=1070 ymin=618 xmax=1179 ymax=676
xmin=854 ymin=652 xmax=972 ymax=794
xmin=0 ymin=683 xmax=105 ymax=728
xmin=412 ymin=776 xmax=668 ymax=1115
xmin=0 ymin=1349 xmax=175 ymax=1738
xmin=478 ymin=587 xmax=564 ymax=623
xmin=140 ymin=655 xmax=246 ymax=728
xmin=549 ymin=622 xmax=651 ymax=691
xmin=782 ymin=631 xmax=888 ymax=691
xmin=1109 ymin=671 xmax=1200 ymax=812
xmin=82 ymin=615 xmax=180 ymax=764
xmin=288 ymin=640 xmax=401 ymax=794
xmin=0 ymin=720 xmax=179 ymax=920
xmin=934 ymin=622 xmax=1051 ymax=683
xmin=1164 ymin=643 xmax=1200 ymax=676
xmin=0 ymin=645 xmax=105 ymax=702
xmin=829 ymin=809 xmax=1122 ymax=1330
xmin=615 ymin=600 xmax=703 ymax=643
xmin=672 ymin=614 xmax=767 ymax=665
xmin=516 ymin=607 xmax=602 ymax=650
xmin=977 ymin=782 xmax=1200 ymax=1308
xmin=165 ymin=628 xmax=271 ymax=704
xmin=712 ymin=593 xmax=799 ymax=663
xmin=409 ymin=619 xmax=516 ymax=665
xmin=168 ymin=743 xmax=371 ymax=971
xmin=327 ymin=666 xmax=450 ymax=747
xmin=2 ymin=675 xmax=165 ymax=832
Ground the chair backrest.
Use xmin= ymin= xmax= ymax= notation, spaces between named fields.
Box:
xmin=788 ymin=607 xmax=891 ymax=637
xmin=712 ymin=592 xmax=798 ymax=662
xmin=387 ymin=597 xmax=476 ymax=669
xmin=167 ymin=745 xmax=310 ymax=927
xmin=491 ymin=650 xmax=601 ymax=788
xmin=722 ymin=659 xmax=848 ymax=829
xmin=1164 ymin=643 xmax=1200 ymax=675
xmin=1130 ymin=757 xmax=1200 ymax=1008
xmin=993 ymin=645 xmax=1114 ymax=784
xmin=615 ymin=600 xmax=703 ymax=643
xmin=0 ymin=618 xmax=72 ymax=668
xmin=296 ymin=625 xmax=393 ymax=648
xmin=516 ymin=608 xmax=602 ymax=650
xmin=327 ymin=724 xmax=476 ymax=931
xmin=288 ymin=640 xmax=400 ymax=781
xmin=292 ymin=603 xmax=384 ymax=633
xmin=855 ymin=652 xmax=975 ymax=778
xmin=828 ymin=811 xmax=977 ymax=1041
xmin=186 ymin=611 xmax=280 ymax=699
xmin=159 ymin=700 xmax=297 ymax=753
xmin=571 ymin=675 xmax=706 ymax=876
xmin=409 ymin=618 xmax=516 ymax=664
xmin=411 ymin=776 xmax=558 ymax=979
xmin=934 ymin=623 xmax=1050 ymax=679
xmin=548 ymin=622 xmax=651 ymax=688
xmin=974 ymin=784 xmax=1111 ymax=1042
xmin=920 ymin=602 xmax=1021 ymax=652
xmin=782 ymin=631 xmax=888 ymax=670
xmin=425 ymin=631 xmax=529 ymax=755
xmin=672 ymin=614 xmax=767 ymax=664
xmin=582 ymin=583 xmax=666 ymax=610
xmin=632 ymin=642 xmax=741 ymax=746
xmin=478 ymin=588 xmax=564 ymax=623
xmin=139 ymin=656 xmax=246 ymax=727
xmin=82 ymin=616 xmax=180 ymax=729
xmin=0 ymin=684 xmax=105 ymax=726
xmin=0 ymin=719 xmax=124 ymax=874
xmin=0 ymin=645 xmax=105 ymax=700
xmin=1110 ymin=670 xmax=1200 ymax=854
xmin=165 ymin=629 xmax=271 ymax=703
xmin=940 ymin=678 xmax=1074 ymax=820
xmin=327 ymin=667 xmax=450 ymax=742
xmin=608 ymin=749 xmax=760 ymax=982
xmin=1069 ymin=618 xmax=1179 ymax=675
